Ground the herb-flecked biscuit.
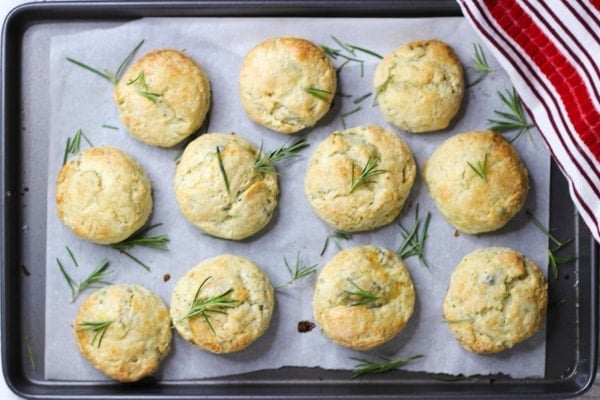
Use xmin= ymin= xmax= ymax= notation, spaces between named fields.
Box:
xmin=422 ymin=130 xmax=529 ymax=234
xmin=239 ymin=36 xmax=336 ymax=134
xmin=443 ymin=247 xmax=548 ymax=354
xmin=304 ymin=125 xmax=416 ymax=232
xmin=56 ymin=146 xmax=152 ymax=245
xmin=114 ymin=49 xmax=211 ymax=147
xmin=170 ymin=254 xmax=275 ymax=353
xmin=313 ymin=246 xmax=415 ymax=350
xmin=74 ymin=284 xmax=172 ymax=382
xmin=373 ymin=39 xmax=464 ymax=133
xmin=173 ymin=133 xmax=279 ymax=240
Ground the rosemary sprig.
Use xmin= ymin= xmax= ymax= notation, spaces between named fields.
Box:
xmin=304 ymin=87 xmax=333 ymax=102
xmin=181 ymin=276 xmax=239 ymax=333
xmin=216 ymin=146 xmax=230 ymax=193
xmin=320 ymin=230 xmax=353 ymax=256
xmin=351 ymin=354 xmax=424 ymax=379
xmin=110 ymin=223 xmax=169 ymax=271
xmin=57 ymin=256 xmax=112 ymax=303
xmin=253 ymin=138 xmax=309 ymax=174
xmin=372 ymin=75 xmax=392 ymax=106
xmin=467 ymin=153 xmax=489 ymax=180
xmin=487 ymin=87 xmax=534 ymax=142
xmin=78 ymin=320 xmax=113 ymax=348
xmin=349 ymin=155 xmax=387 ymax=194
xmin=127 ymin=71 xmax=162 ymax=103
xmin=62 ymin=129 xmax=93 ymax=165
xmin=66 ymin=39 xmax=144 ymax=85
xmin=526 ymin=210 xmax=576 ymax=279
xmin=468 ymin=43 xmax=494 ymax=87
xmin=344 ymin=279 xmax=380 ymax=307
xmin=275 ymin=252 xmax=318 ymax=289
xmin=25 ymin=336 xmax=36 ymax=371
xmin=397 ymin=204 xmax=432 ymax=268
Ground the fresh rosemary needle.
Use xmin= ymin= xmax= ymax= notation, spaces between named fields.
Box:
xmin=320 ymin=230 xmax=353 ymax=256
xmin=25 ymin=336 xmax=36 ymax=371
xmin=349 ymin=155 xmax=387 ymax=194
xmin=468 ymin=43 xmax=494 ymax=87
xmin=467 ymin=153 xmax=489 ymax=180
xmin=253 ymin=138 xmax=310 ymax=174
xmin=110 ymin=223 xmax=170 ymax=271
xmin=372 ymin=75 xmax=392 ymax=106
xmin=62 ymin=128 xmax=93 ymax=165
xmin=216 ymin=146 xmax=230 ymax=194
xmin=304 ymin=87 xmax=333 ymax=101
xmin=397 ymin=204 xmax=432 ymax=268
xmin=127 ymin=71 xmax=162 ymax=103
xmin=181 ymin=276 xmax=239 ymax=333
xmin=526 ymin=210 xmax=576 ymax=279
xmin=487 ymin=87 xmax=534 ymax=142
xmin=343 ymin=279 xmax=380 ymax=307
xmin=351 ymin=354 xmax=424 ymax=379
xmin=66 ymin=39 xmax=144 ymax=85
xmin=275 ymin=252 xmax=318 ymax=289
xmin=78 ymin=320 xmax=113 ymax=348
xmin=57 ymin=257 xmax=112 ymax=303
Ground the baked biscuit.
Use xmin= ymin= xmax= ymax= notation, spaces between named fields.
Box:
xmin=114 ymin=49 xmax=211 ymax=147
xmin=170 ymin=254 xmax=275 ymax=353
xmin=56 ymin=146 xmax=152 ymax=245
xmin=373 ymin=39 xmax=464 ymax=133
xmin=443 ymin=247 xmax=548 ymax=354
xmin=239 ymin=36 xmax=336 ymax=134
xmin=173 ymin=133 xmax=279 ymax=240
xmin=74 ymin=284 xmax=172 ymax=382
xmin=422 ymin=130 xmax=528 ymax=234
xmin=304 ymin=125 xmax=416 ymax=232
xmin=313 ymin=246 xmax=415 ymax=350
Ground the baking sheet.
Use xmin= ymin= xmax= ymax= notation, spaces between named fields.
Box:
xmin=44 ymin=16 xmax=550 ymax=381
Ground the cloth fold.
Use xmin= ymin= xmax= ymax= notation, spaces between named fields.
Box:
xmin=457 ymin=0 xmax=600 ymax=243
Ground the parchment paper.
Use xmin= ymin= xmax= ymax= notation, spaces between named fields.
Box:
xmin=45 ymin=17 xmax=551 ymax=381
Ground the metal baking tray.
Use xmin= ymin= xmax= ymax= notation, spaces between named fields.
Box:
xmin=1 ymin=1 xmax=597 ymax=398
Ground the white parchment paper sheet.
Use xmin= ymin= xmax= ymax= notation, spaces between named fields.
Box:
xmin=45 ymin=17 xmax=550 ymax=381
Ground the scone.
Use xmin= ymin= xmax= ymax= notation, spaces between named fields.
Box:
xmin=304 ymin=125 xmax=416 ymax=232
xmin=170 ymin=254 xmax=275 ymax=353
xmin=373 ymin=39 xmax=464 ymax=133
xmin=114 ymin=49 xmax=211 ymax=147
xmin=56 ymin=146 xmax=152 ymax=245
xmin=313 ymin=246 xmax=415 ymax=350
xmin=173 ymin=133 xmax=279 ymax=240
xmin=422 ymin=130 xmax=529 ymax=234
xmin=74 ymin=284 xmax=172 ymax=382
xmin=443 ymin=247 xmax=548 ymax=354
xmin=239 ymin=36 xmax=336 ymax=134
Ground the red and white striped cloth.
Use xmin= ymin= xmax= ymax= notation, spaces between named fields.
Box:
xmin=457 ymin=0 xmax=600 ymax=243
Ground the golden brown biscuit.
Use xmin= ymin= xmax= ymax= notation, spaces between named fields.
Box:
xmin=422 ymin=130 xmax=529 ymax=234
xmin=443 ymin=247 xmax=548 ymax=354
xmin=74 ymin=284 xmax=172 ymax=382
xmin=56 ymin=146 xmax=152 ymax=245
xmin=173 ymin=133 xmax=279 ymax=240
xmin=239 ymin=36 xmax=337 ymax=134
xmin=170 ymin=254 xmax=275 ymax=353
xmin=373 ymin=39 xmax=464 ymax=133
xmin=114 ymin=49 xmax=211 ymax=147
xmin=304 ymin=125 xmax=416 ymax=232
xmin=312 ymin=246 xmax=415 ymax=350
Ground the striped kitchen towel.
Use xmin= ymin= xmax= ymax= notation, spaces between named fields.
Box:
xmin=457 ymin=0 xmax=600 ymax=243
